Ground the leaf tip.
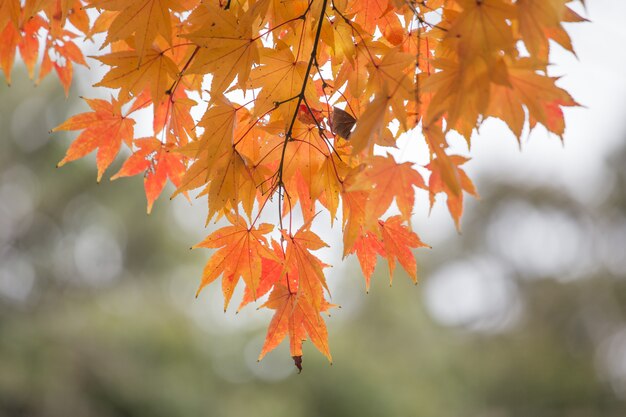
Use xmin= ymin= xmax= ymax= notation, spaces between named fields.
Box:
xmin=195 ymin=285 xmax=203 ymax=299
xmin=292 ymin=356 xmax=303 ymax=373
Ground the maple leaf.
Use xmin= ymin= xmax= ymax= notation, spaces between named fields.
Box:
xmin=0 ymin=20 xmax=18 ymax=84
xmin=174 ymin=98 xmax=238 ymax=195
xmin=516 ymin=0 xmax=580 ymax=60
xmin=334 ymin=41 xmax=371 ymax=99
xmin=341 ymin=186 xmax=370 ymax=256
xmin=350 ymin=154 xmax=427 ymax=223
xmin=378 ymin=216 xmax=429 ymax=284
xmin=0 ymin=5 xmax=47 ymax=83
xmin=281 ymin=223 xmax=330 ymax=314
xmin=198 ymin=147 xmax=258 ymax=221
xmin=445 ymin=0 xmax=516 ymax=62
xmin=153 ymin=88 xmax=198 ymax=142
xmin=349 ymin=94 xmax=391 ymax=154
xmin=53 ymin=98 xmax=135 ymax=182
xmin=238 ymin=239 xmax=286 ymax=312
xmin=311 ymin=152 xmax=346 ymax=222
xmin=91 ymin=0 xmax=185 ymax=63
xmin=111 ymin=137 xmax=186 ymax=213
xmin=365 ymin=48 xmax=415 ymax=123
xmin=183 ymin=2 xmax=260 ymax=94
xmin=39 ymin=34 xmax=89 ymax=96
xmin=502 ymin=59 xmax=578 ymax=138
xmin=352 ymin=232 xmax=385 ymax=291
xmin=259 ymin=284 xmax=333 ymax=370
xmin=0 ymin=0 xmax=19 ymax=32
xmin=427 ymin=153 xmax=478 ymax=231
xmin=347 ymin=0 xmax=392 ymax=33
xmin=421 ymin=57 xmax=492 ymax=140
xmin=95 ymin=47 xmax=179 ymax=103
xmin=18 ymin=15 xmax=46 ymax=79
xmin=194 ymin=213 xmax=276 ymax=309
xmin=247 ymin=45 xmax=320 ymax=121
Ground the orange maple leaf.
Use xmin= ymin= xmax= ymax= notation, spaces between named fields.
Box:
xmin=238 ymin=239 xmax=287 ymax=312
xmin=53 ymin=98 xmax=135 ymax=182
xmin=378 ymin=215 xmax=429 ymax=284
xmin=258 ymin=284 xmax=333 ymax=371
xmin=111 ymin=137 xmax=186 ymax=214
xmin=194 ymin=213 xmax=276 ymax=310
xmin=38 ymin=34 xmax=88 ymax=96
xmin=91 ymin=0 xmax=185 ymax=63
xmin=352 ymin=232 xmax=385 ymax=291
xmin=351 ymin=154 xmax=427 ymax=223
xmin=427 ymin=154 xmax=478 ymax=231
xmin=95 ymin=47 xmax=179 ymax=103
xmin=281 ymin=223 xmax=330 ymax=314
xmin=183 ymin=2 xmax=259 ymax=94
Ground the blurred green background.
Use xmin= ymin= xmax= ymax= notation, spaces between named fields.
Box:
xmin=2 ymin=48 xmax=626 ymax=416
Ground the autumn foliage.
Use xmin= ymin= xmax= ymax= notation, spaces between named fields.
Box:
xmin=0 ymin=0 xmax=584 ymax=369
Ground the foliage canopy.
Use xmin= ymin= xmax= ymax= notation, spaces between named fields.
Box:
xmin=0 ymin=0 xmax=584 ymax=369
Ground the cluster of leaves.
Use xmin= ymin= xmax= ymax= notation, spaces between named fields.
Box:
xmin=0 ymin=0 xmax=583 ymax=369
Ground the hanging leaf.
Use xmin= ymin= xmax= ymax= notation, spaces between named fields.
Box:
xmin=331 ymin=106 xmax=357 ymax=139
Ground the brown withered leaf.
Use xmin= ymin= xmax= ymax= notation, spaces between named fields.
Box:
xmin=331 ymin=106 xmax=357 ymax=139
